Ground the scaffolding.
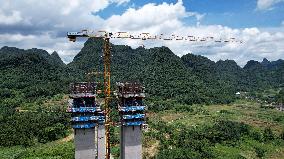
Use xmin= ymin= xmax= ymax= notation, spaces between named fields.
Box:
xmin=67 ymin=82 xmax=105 ymax=159
xmin=117 ymin=82 xmax=146 ymax=159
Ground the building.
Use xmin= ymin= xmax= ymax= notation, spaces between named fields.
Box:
xmin=67 ymin=82 xmax=105 ymax=159
xmin=117 ymin=81 xmax=146 ymax=159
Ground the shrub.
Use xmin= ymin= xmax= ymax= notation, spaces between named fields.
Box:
xmin=255 ymin=146 xmax=266 ymax=158
xmin=249 ymin=130 xmax=263 ymax=142
xmin=263 ymin=127 xmax=275 ymax=142
xmin=280 ymin=130 xmax=284 ymax=140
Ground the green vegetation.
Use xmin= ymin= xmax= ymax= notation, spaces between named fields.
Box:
xmin=67 ymin=38 xmax=284 ymax=105
xmin=0 ymin=93 xmax=72 ymax=158
xmin=143 ymin=100 xmax=284 ymax=159
xmin=0 ymin=140 xmax=74 ymax=159
xmin=0 ymin=39 xmax=284 ymax=158
xmin=0 ymin=47 xmax=70 ymax=99
xmin=1 ymin=39 xmax=284 ymax=105
xmin=276 ymin=89 xmax=284 ymax=103
xmin=0 ymin=93 xmax=70 ymax=147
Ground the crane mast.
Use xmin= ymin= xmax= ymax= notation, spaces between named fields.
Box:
xmin=67 ymin=31 xmax=112 ymax=159
xmin=103 ymin=37 xmax=111 ymax=159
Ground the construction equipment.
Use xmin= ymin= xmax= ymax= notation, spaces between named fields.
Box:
xmin=67 ymin=30 xmax=242 ymax=42
xmin=67 ymin=29 xmax=241 ymax=159
xmin=68 ymin=30 xmax=112 ymax=159
xmin=67 ymin=82 xmax=105 ymax=158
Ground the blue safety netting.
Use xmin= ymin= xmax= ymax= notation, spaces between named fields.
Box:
xmin=123 ymin=121 xmax=145 ymax=126
xmin=72 ymin=123 xmax=96 ymax=129
xmin=67 ymin=107 xmax=100 ymax=113
xmin=119 ymin=106 xmax=145 ymax=112
xmin=122 ymin=114 xmax=145 ymax=119
xmin=71 ymin=116 xmax=105 ymax=122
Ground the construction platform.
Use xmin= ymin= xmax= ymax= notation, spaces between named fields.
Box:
xmin=117 ymin=81 xmax=146 ymax=159
xmin=67 ymin=82 xmax=106 ymax=159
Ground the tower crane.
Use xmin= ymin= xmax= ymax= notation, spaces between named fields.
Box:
xmin=67 ymin=29 xmax=241 ymax=159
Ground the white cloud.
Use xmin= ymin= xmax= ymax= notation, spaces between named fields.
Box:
xmin=105 ymin=0 xmax=204 ymax=32
xmin=0 ymin=33 xmax=35 ymax=42
xmin=256 ymin=0 xmax=284 ymax=10
xmin=0 ymin=0 xmax=283 ymax=66
xmin=0 ymin=32 xmax=84 ymax=63
xmin=0 ymin=0 xmax=129 ymax=63
xmin=243 ymin=28 xmax=260 ymax=36
xmin=0 ymin=10 xmax=23 ymax=25
xmin=61 ymin=0 xmax=130 ymax=15
xmin=0 ymin=0 xmax=131 ymax=33
xmin=105 ymin=0 xmax=187 ymax=32
xmin=168 ymin=26 xmax=283 ymax=66
xmin=61 ymin=0 xmax=80 ymax=15
xmin=103 ymin=1 xmax=284 ymax=66
xmin=111 ymin=0 xmax=131 ymax=6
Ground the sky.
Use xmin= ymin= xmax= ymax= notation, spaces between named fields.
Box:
xmin=0 ymin=0 xmax=284 ymax=66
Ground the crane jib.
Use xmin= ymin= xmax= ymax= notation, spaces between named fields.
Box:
xmin=66 ymin=30 xmax=243 ymax=43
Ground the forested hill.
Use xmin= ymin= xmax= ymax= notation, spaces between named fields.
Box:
xmin=0 ymin=46 xmax=71 ymax=100
xmin=181 ymin=53 xmax=284 ymax=92
xmin=68 ymin=38 xmax=236 ymax=104
xmin=0 ymin=38 xmax=284 ymax=104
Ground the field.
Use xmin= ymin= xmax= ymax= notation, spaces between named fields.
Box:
xmin=0 ymin=99 xmax=283 ymax=159
xmin=143 ymin=99 xmax=284 ymax=159
xmin=0 ymin=139 xmax=74 ymax=159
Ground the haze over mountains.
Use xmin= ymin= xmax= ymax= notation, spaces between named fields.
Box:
xmin=0 ymin=38 xmax=283 ymax=104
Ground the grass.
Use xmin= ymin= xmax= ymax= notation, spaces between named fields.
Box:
xmin=143 ymin=99 xmax=284 ymax=159
xmin=1 ymin=98 xmax=283 ymax=159
xmin=0 ymin=140 xmax=74 ymax=159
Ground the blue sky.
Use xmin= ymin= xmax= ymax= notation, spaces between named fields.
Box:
xmin=97 ymin=0 xmax=284 ymax=28
xmin=0 ymin=0 xmax=283 ymax=65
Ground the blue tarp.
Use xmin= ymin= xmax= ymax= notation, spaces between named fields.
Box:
xmin=122 ymin=114 xmax=145 ymax=119
xmin=67 ymin=107 xmax=100 ymax=113
xmin=71 ymin=116 xmax=105 ymax=122
xmin=72 ymin=123 xmax=96 ymax=129
xmin=119 ymin=106 xmax=145 ymax=112
xmin=123 ymin=121 xmax=145 ymax=126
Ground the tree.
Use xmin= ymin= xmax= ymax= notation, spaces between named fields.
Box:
xmin=263 ymin=127 xmax=275 ymax=142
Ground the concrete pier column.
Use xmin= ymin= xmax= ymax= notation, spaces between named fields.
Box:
xmin=74 ymin=128 xmax=97 ymax=159
xmin=97 ymin=124 xmax=106 ymax=159
xmin=120 ymin=126 xmax=142 ymax=159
